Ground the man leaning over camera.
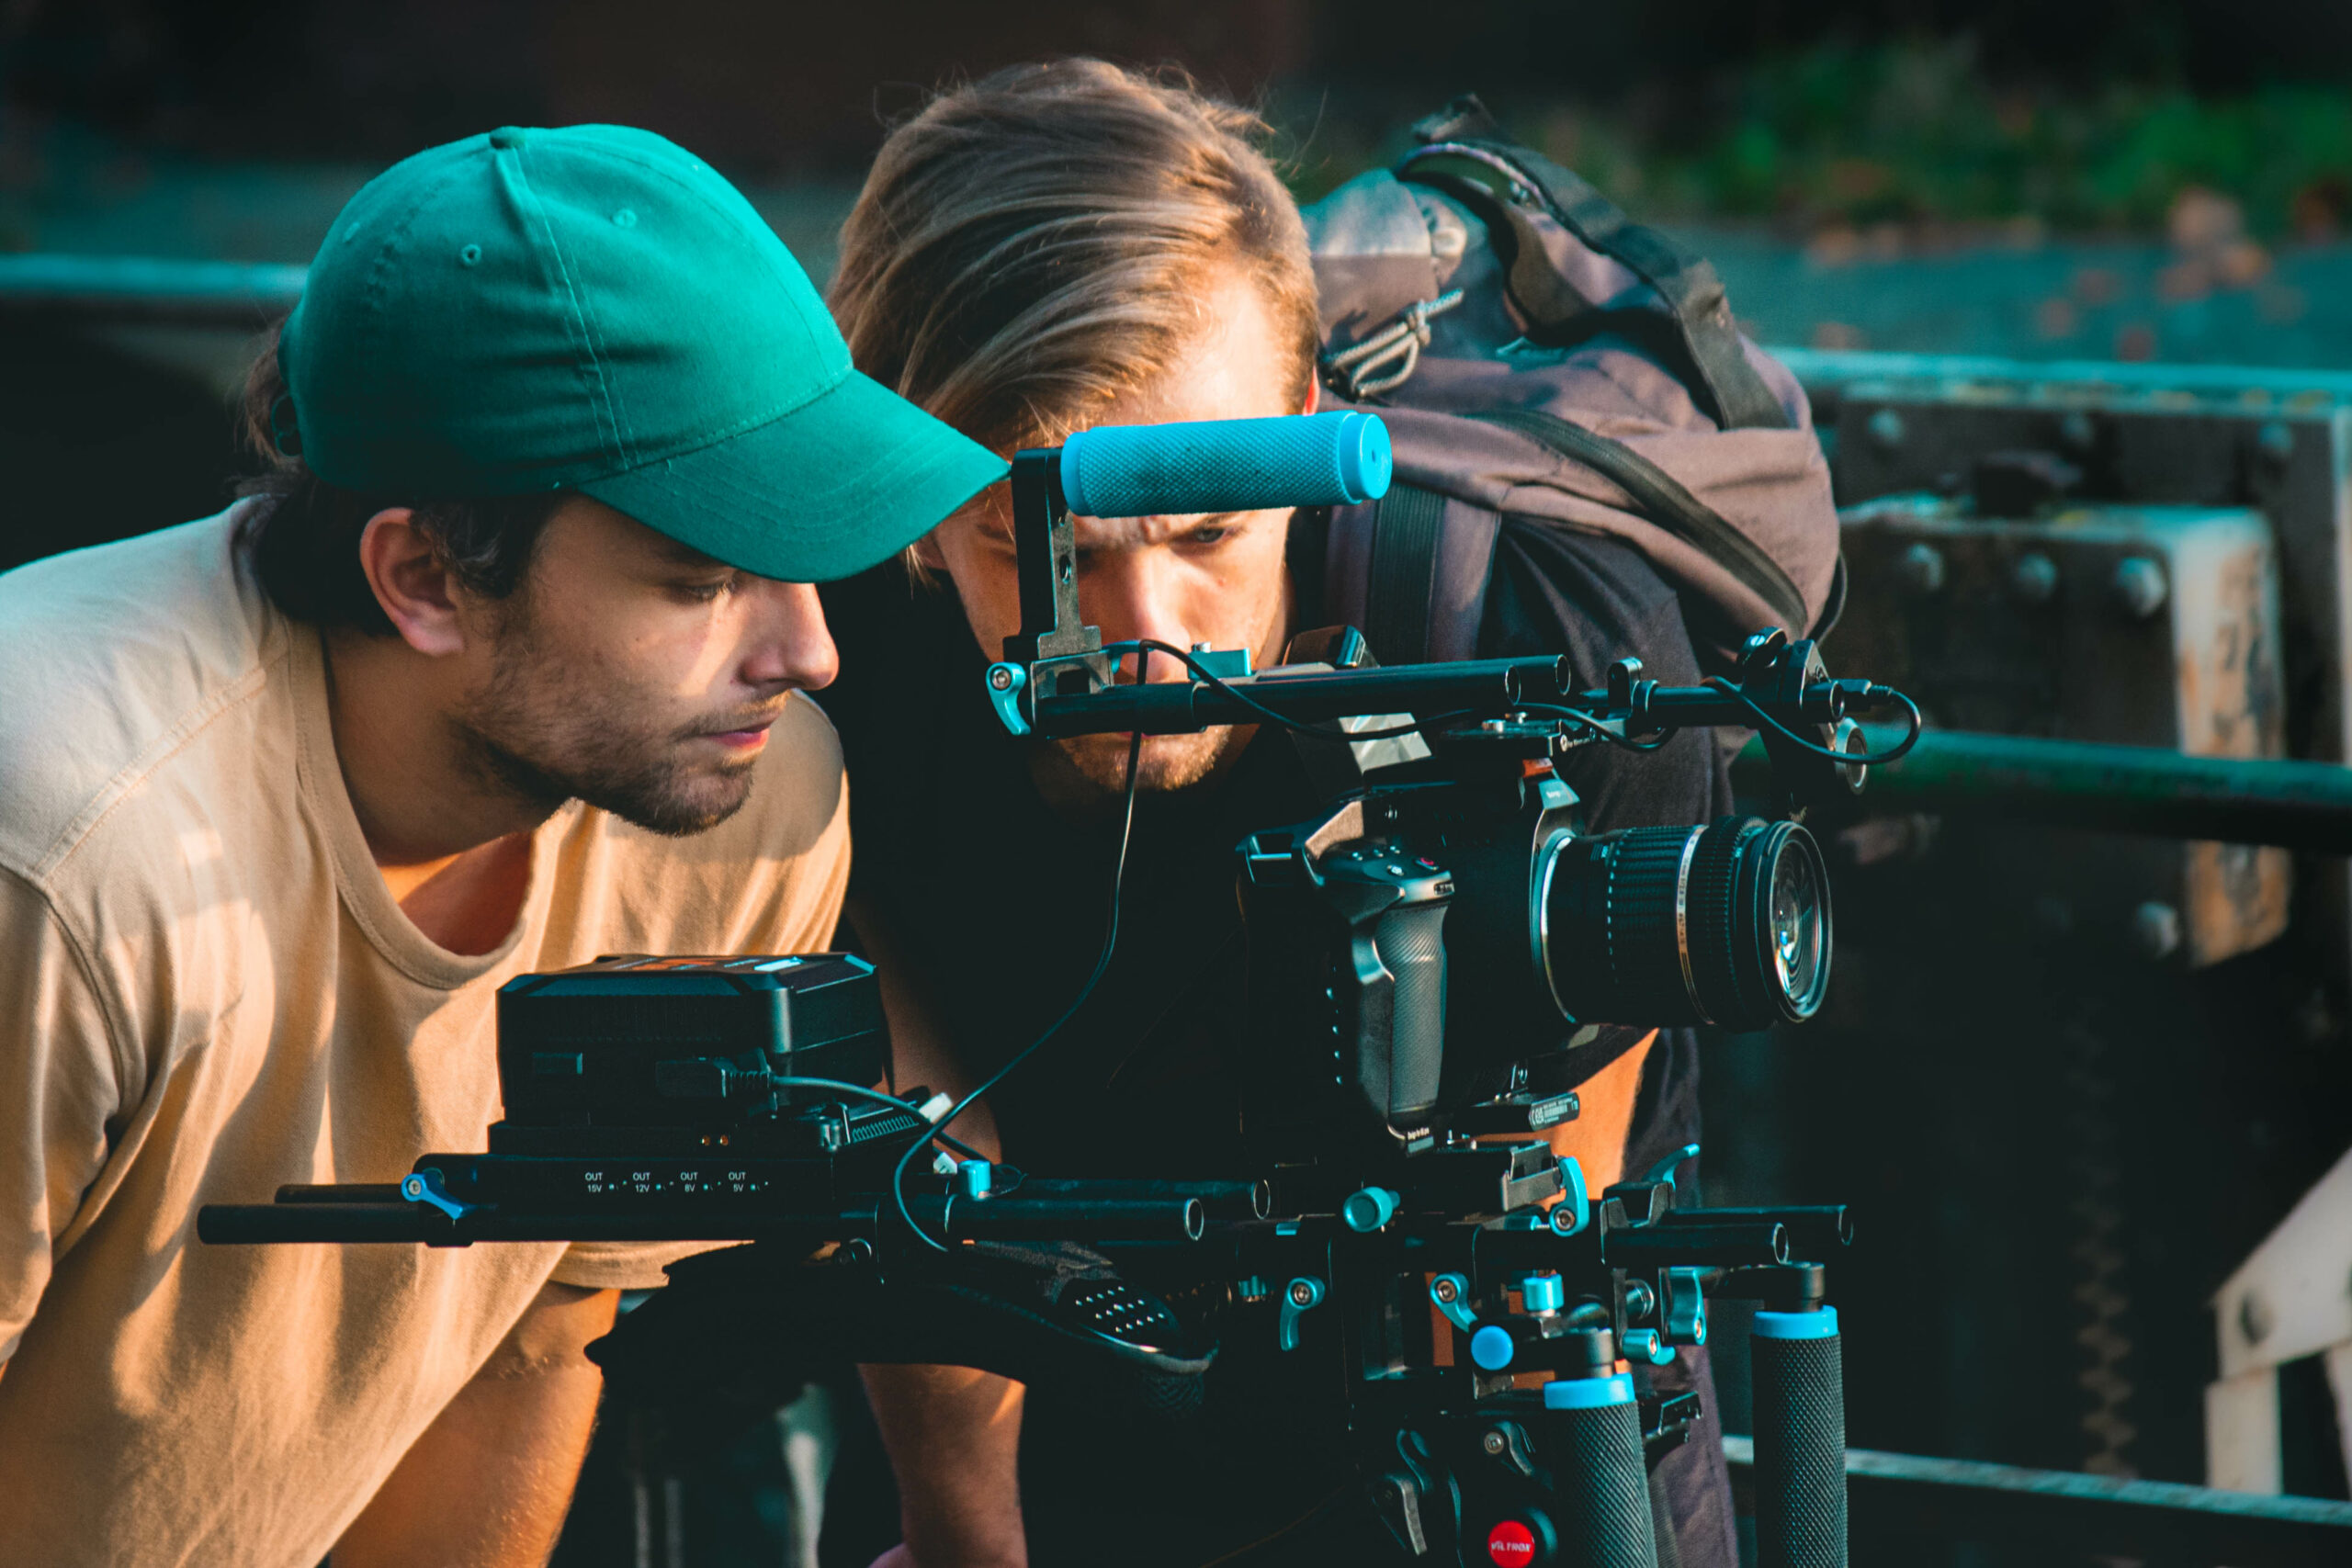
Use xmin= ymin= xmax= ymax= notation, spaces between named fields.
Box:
xmin=0 ymin=124 xmax=1001 ymax=1567
xmin=815 ymin=62 xmax=1741 ymax=1568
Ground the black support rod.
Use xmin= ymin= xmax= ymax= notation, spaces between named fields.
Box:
xmin=1737 ymin=727 xmax=2352 ymax=854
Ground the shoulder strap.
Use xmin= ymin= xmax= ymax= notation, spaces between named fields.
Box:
xmin=1396 ymin=96 xmax=1789 ymax=433
xmin=1363 ymin=485 xmax=1447 ymax=665
xmin=1348 ymin=483 xmax=1502 ymax=667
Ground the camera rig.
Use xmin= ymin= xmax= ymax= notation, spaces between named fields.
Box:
xmin=200 ymin=412 xmax=1917 ymax=1568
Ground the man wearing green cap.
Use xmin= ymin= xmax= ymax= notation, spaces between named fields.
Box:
xmin=0 ymin=124 xmax=1001 ymax=1567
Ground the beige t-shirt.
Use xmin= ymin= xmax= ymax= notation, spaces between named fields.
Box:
xmin=0 ymin=507 xmax=851 ymax=1567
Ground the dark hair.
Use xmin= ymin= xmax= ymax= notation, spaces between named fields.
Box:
xmin=235 ymin=321 xmax=564 ymax=633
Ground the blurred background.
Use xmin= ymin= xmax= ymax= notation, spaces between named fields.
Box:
xmin=16 ymin=0 xmax=2352 ymax=548
xmin=7 ymin=4 xmax=2352 ymax=1564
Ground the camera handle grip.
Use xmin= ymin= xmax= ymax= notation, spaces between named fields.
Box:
xmin=1750 ymin=1307 xmax=1849 ymax=1568
xmin=1530 ymin=1374 xmax=1661 ymax=1568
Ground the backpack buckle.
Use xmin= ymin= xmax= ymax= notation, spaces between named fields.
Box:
xmin=1322 ymin=288 xmax=1464 ymax=400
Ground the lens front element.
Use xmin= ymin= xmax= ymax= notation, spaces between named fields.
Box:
xmin=1770 ymin=844 xmax=1826 ymax=1009
xmin=1544 ymin=817 xmax=1833 ymax=1031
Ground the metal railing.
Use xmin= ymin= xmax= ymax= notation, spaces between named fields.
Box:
xmin=0 ymin=254 xmax=304 ymax=326
xmin=1724 ymin=1435 xmax=2352 ymax=1565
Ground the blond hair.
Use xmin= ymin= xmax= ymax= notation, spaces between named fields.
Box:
xmin=828 ymin=59 xmax=1318 ymax=460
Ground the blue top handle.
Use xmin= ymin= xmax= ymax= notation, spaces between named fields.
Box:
xmin=1058 ymin=410 xmax=1392 ymax=519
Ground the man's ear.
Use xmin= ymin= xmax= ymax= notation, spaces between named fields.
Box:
xmin=356 ymin=509 xmax=468 ymax=657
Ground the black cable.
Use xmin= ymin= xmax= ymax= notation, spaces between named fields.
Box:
xmin=888 ymin=722 xmax=1146 ymax=1253
xmin=1702 ymin=677 xmax=1925 ymax=765
xmin=1512 ymin=702 xmax=1673 ymax=753
xmin=768 ymin=1077 xmax=990 ymax=1164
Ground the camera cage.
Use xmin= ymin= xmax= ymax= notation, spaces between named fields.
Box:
xmin=198 ymin=416 xmax=1911 ymax=1568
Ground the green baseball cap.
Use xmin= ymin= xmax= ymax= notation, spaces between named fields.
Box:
xmin=275 ymin=123 xmax=1004 ymax=581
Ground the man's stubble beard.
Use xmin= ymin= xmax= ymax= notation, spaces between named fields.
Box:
xmin=453 ymin=605 xmax=767 ymax=839
xmin=1045 ymin=725 xmax=1251 ymax=799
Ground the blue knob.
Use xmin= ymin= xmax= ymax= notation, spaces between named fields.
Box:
xmin=1621 ymin=1327 xmax=1676 ymax=1365
xmin=1342 ymin=1185 xmax=1402 ymax=1233
xmin=1470 ymin=1325 xmax=1517 ymax=1371
xmin=1521 ymin=1272 xmax=1565 ymax=1314
xmin=956 ymin=1158 xmax=993 ymax=1199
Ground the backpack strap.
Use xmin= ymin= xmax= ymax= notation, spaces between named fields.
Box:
xmin=1467 ymin=407 xmax=1810 ymax=637
xmin=1339 ymin=483 xmax=1502 ymax=666
xmin=1396 ymin=96 xmax=1790 ymax=434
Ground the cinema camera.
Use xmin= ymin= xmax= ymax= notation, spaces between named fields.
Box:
xmin=201 ymin=411 xmax=1917 ymax=1568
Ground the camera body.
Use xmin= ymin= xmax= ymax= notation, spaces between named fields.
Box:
xmin=1238 ymin=730 xmax=1834 ymax=1161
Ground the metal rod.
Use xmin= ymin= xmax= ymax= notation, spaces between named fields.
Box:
xmin=0 ymin=254 xmax=304 ymax=326
xmin=1772 ymin=346 xmax=2352 ymax=404
xmin=1666 ymin=1205 xmax=1852 ymax=1257
xmin=1012 ymin=1177 xmax=1271 ymax=1221
xmin=1029 ymin=656 xmax=1569 ymax=737
xmin=1608 ymin=1222 xmax=1790 ymax=1268
xmin=923 ymin=1195 xmax=1207 ymax=1243
xmin=1736 ymin=728 xmax=2352 ymax=854
xmin=1722 ymin=1436 xmax=2352 ymax=1565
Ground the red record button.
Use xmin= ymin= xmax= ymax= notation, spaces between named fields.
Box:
xmin=1487 ymin=1518 xmax=1538 ymax=1565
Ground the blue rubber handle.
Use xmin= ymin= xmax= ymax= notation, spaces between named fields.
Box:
xmin=1058 ymin=411 xmax=1391 ymax=518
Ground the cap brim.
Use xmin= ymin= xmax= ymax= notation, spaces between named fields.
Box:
xmin=579 ymin=369 xmax=1006 ymax=582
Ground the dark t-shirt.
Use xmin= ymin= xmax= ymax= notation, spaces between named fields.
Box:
xmin=814 ymin=515 xmax=1735 ymax=1566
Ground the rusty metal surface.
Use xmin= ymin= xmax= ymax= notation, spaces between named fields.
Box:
xmin=1810 ymin=359 xmax=2352 ymax=981
xmin=1835 ymin=497 xmax=2290 ymax=964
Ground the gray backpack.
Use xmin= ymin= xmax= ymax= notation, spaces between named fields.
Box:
xmin=1303 ymin=96 xmax=1845 ymax=670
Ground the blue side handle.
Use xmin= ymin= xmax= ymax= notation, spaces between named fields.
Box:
xmin=1277 ymin=1275 xmax=1327 ymax=1352
xmin=1553 ymin=1156 xmax=1590 ymax=1236
xmin=400 ymin=1168 xmax=475 ymax=1221
xmin=1430 ymin=1273 xmax=1477 ymax=1333
xmin=1643 ymin=1143 xmax=1702 ymax=1190
xmin=983 ymin=662 xmax=1030 ymax=736
xmin=1059 ymin=411 xmax=1392 ymax=519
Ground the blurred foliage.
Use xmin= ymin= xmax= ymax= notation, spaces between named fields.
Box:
xmin=1273 ymin=38 xmax=2352 ymax=240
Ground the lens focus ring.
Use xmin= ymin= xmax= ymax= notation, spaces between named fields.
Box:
xmin=1599 ymin=827 xmax=1702 ymax=1018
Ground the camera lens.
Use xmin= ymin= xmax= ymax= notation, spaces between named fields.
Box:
xmin=1541 ymin=817 xmax=1832 ymax=1031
